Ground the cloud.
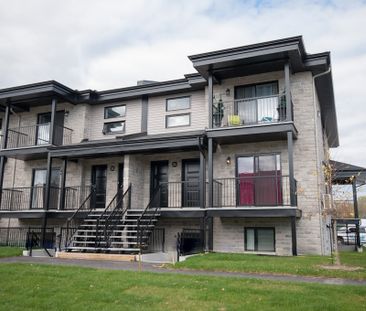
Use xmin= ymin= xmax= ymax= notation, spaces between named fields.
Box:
xmin=0 ymin=0 xmax=365 ymax=167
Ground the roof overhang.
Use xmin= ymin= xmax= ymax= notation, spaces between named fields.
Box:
xmin=189 ymin=36 xmax=339 ymax=148
xmin=331 ymin=160 xmax=366 ymax=185
xmin=49 ymin=131 xmax=206 ymax=159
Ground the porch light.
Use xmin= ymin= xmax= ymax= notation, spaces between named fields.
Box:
xmin=225 ymin=88 xmax=231 ymax=96
xmin=226 ymin=156 xmax=231 ymax=165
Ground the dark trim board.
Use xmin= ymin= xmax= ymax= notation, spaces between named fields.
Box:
xmin=0 ymin=210 xmax=90 ymax=219
xmin=206 ymin=208 xmax=301 ymax=218
xmin=160 ymin=209 xmax=206 ymax=218
xmin=206 ymin=122 xmax=297 ymax=144
xmin=0 ymin=146 xmax=49 ymax=160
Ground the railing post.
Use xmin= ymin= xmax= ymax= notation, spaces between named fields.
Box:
xmin=59 ymin=158 xmax=67 ymax=210
xmin=285 ymin=62 xmax=292 ymax=121
xmin=0 ymin=101 xmax=11 ymax=209
xmin=287 ymin=131 xmax=296 ymax=206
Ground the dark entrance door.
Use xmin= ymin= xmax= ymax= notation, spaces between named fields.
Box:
xmin=182 ymin=159 xmax=200 ymax=207
xmin=118 ymin=163 xmax=124 ymax=190
xmin=150 ymin=161 xmax=168 ymax=207
xmin=36 ymin=111 xmax=64 ymax=145
xmin=91 ymin=165 xmax=107 ymax=209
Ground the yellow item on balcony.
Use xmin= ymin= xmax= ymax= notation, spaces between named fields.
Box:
xmin=228 ymin=115 xmax=241 ymax=126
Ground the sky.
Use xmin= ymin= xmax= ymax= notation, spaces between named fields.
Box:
xmin=0 ymin=0 xmax=365 ymax=169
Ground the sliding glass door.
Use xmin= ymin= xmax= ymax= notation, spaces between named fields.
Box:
xmin=237 ymin=154 xmax=282 ymax=206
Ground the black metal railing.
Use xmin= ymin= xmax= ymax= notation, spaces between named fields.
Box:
xmin=137 ymin=187 xmax=161 ymax=251
xmin=211 ymin=175 xmax=295 ymax=207
xmin=26 ymin=227 xmax=55 ymax=255
xmin=95 ymin=186 xmax=126 ymax=247
xmin=212 ymin=93 xmax=292 ymax=128
xmin=0 ymin=185 xmax=93 ymax=211
xmin=177 ymin=229 xmax=204 ymax=259
xmin=6 ymin=123 xmax=73 ymax=148
xmin=102 ymin=185 xmax=132 ymax=248
xmin=64 ymin=186 xmax=96 ymax=248
xmin=158 ymin=181 xmax=202 ymax=208
xmin=0 ymin=227 xmax=30 ymax=247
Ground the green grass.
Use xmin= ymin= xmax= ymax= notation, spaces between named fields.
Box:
xmin=172 ymin=251 xmax=366 ymax=280
xmin=0 ymin=247 xmax=23 ymax=258
xmin=0 ymin=263 xmax=365 ymax=311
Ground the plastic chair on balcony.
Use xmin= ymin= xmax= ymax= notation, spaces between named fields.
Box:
xmin=228 ymin=115 xmax=241 ymax=126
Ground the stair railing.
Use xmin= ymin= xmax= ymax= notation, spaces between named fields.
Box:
xmin=64 ymin=185 xmax=96 ymax=248
xmin=95 ymin=186 xmax=125 ymax=247
xmin=137 ymin=186 xmax=161 ymax=252
xmin=103 ymin=184 xmax=132 ymax=248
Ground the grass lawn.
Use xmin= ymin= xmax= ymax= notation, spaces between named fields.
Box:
xmin=172 ymin=251 xmax=366 ymax=280
xmin=0 ymin=247 xmax=23 ymax=258
xmin=0 ymin=263 xmax=365 ymax=311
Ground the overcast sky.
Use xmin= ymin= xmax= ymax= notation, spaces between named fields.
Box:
xmin=0 ymin=0 xmax=365 ymax=169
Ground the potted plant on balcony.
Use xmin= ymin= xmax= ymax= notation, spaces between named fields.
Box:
xmin=213 ymin=97 xmax=224 ymax=127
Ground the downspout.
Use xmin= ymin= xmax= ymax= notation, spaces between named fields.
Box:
xmin=312 ymin=67 xmax=331 ymax=255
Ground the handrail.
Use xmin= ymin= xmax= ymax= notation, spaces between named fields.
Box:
xmin=137 ymin=186 xmax=161 ymax=252
xmin=64 ymin=185 xmax=96 ymax=248
xmin=102 ymin=184 xmax=132 ymax=248
xmin=95 ymin=186 xmax=125 ymax=247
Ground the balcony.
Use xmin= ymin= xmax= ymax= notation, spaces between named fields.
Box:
xmin=5 ymin=123 xmax=73 ymax=149
xmin=150 ymin=176 xmax=296 ymax=209
xmin=0 ymin=185 xmax=92 ymax=211
xmin=212 ymin=94 xmax=291 ymax=129
xmin=212 ymin=175 xmax=295 ymax=208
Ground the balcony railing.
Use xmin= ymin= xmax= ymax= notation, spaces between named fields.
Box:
xmin=6 ymin=123 xmax=73 ymax=149
xmin=212 ymin=94 xmax=292 ymax=128
xmin=0 ymin=185 xmax=93 ymax=211
xmin=159 ymin=181 xmax=201 ymax=208
xmin=212 ymin=175 xmax=295 ymax=207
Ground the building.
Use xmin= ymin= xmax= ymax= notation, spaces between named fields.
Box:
xmin=0 ymin=36 xmax=338 ymax=256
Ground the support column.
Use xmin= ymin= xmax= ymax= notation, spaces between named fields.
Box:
xmin=59 ymin=158 xmax=67 ymax=210
xmin=352 ymin=178 xmax=361 ymax=249
xmin=0 ymin=101 xmax=11 ymax=208
xmin=199 ymin=151 xmax=206 ymax=209
xmin=285 ymin=62 xmax=292 ymax=121
xmin=207 ymin=138 xmax=214 ymax=251
xmin=49 ymin=98 xmax=57 ymax=145
xmin=291 ymin=216 xmax=298 ymax=256
xmin=208 ymin=73 xmax=213 ymax=128
xmin=41 ymin=153 xmax=53 ymax=247
xmin=287 ymin=131 xmax=296 ymax=206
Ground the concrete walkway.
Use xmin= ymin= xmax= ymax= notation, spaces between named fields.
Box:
xmin=1 ymin=256 xmax=365 ymax=286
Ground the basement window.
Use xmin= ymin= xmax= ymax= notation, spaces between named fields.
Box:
xmin=245 ymin=227 xmax=275 ymax=252
xmin=103 ymin=121 xmax=125 ymax=135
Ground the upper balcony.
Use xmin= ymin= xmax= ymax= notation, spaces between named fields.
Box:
xmin=212 ymin=93 xmax=292 ymax=129
xmin=6 ymin=123 xmax=73 ymax=149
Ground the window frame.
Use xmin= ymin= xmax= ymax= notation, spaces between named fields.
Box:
xmin=104 ymin=105 xmax=126 ymax=119
xmin=102 ymin=120 xmax=126 ymax=135
xmin=244 ymin=227 xmax=275 ymax=252
xmin=165 ymin=113 xmax=191 ymax=128
xmin=166 ymin=96 xmax=191 ymax=112
xmin=234 ymin=80 xmax=279 ymax=100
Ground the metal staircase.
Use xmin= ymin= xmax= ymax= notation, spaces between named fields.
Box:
xmin=65 ymin=185 xmax=162 ymax=254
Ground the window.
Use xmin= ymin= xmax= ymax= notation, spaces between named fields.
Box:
xmin=245 ymin=228 xmax=275 ymax=252
xmin=104 ymin=105 xmax=126 ymax=119
xmin=166 ymin=113 xmax=190 ymax=128
xmin=103 ymin=121 xmax=125 ymax=134
xmin=166 ymin=96 xmax=190 ymax=111
xmin=237 ymin=154 xmax=282 ymax=206
xmin=235 ymin=81 xmax=280 ymax=124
